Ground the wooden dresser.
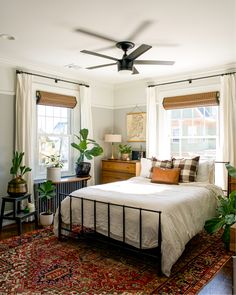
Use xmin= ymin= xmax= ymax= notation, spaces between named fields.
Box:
xmin=101 ymin=159 xmax=141 ymax=184
xmin=228 ymin=175 xmax=236 ymax=194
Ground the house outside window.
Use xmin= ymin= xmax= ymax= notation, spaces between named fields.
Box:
xmin=168 ymin=106 xmax=218 ymax=159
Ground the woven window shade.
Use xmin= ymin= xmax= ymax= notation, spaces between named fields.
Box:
xmin=163 ymin=91 xmax=220 ymax=110
xmin=36 ymin=91 xmax=77 ymax=108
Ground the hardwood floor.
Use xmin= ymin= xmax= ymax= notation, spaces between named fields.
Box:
xmin=0 ymin=222 xmax=233 ymax=294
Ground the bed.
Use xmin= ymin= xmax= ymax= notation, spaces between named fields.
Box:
xmin=53 ymin=173 xmax=222 ymax=276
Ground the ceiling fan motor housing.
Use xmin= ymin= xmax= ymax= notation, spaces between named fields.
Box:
xmin=117 ymin=59 xmax=133 ymax=72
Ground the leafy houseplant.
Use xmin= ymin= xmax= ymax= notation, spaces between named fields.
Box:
xmin=204 ymin=164 xmax=236 ymax=249
xmin=45 ymin=154 xmax=64 ymax=182
xmin=71 ymin=128 xmax=103 ymax=177
xmin=37 ymin=180 xmax=56 ymax=226
xmin=7 ymin=151 xmax=32 ymax=196
xmin=119 ymin=144 xmax=132 ymax=160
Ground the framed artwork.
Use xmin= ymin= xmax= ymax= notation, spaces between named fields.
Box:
xmin=127 ymin=112 xmax=146 ymax=142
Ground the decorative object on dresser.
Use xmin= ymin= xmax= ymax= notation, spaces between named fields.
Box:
xmin=101 ymin=159 xmax=141 ymax=184
xmin=37 ymin=180 xmax=56 ymax=226
xmin=71 ymin=128 xmax=103 ymax=177
xmin=7 ymin=151 xmax=32 ymax=196
xmin=118 ymin=144 xmax=132 ymax=160
xmin=45 ymin=154 xmax=64 ymax=182
xmin=104 ymin=133 xmax=122 ymax=159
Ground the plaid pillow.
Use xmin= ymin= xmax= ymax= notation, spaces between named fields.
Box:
xmin=150 ymin=157 xmax=173 ymax=178
xmin=172 ymin=156 xmax=200 ymax=182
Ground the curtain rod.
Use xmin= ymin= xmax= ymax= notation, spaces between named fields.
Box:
xmin=148 ymin=71 xmax=236 ymax=88
xmin=16 ymin=70 xmax=90 ymax=88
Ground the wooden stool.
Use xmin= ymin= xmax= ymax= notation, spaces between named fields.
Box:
xmin=0 ymin=194 xmax=38 ymax=235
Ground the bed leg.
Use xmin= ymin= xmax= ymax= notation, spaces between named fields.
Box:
xmin=58 ymin=196 xmax=62 ymax=241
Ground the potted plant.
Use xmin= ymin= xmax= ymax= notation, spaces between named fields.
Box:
xmin=37 ymin=180 xmax=56 ymax=226
xmin=71 ymin=128 xmax=103 ymax=177
xmin=7 ymin=151 xmax=32 ymax=196
xmin=119 ymin=144 xmax=132 ymax=160
xmin=45 ymin=154 xmax=64 ymax=182
xmin=204 ymin=164 xmax=236 ymax=249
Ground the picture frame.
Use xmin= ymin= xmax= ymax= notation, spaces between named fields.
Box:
xmin=127 ymin=112 xmax=146 ymax=142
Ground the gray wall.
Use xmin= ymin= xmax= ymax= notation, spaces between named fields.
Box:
xmin=92 ymin=106 xmax=114 ymax=184
xmin=0 ymin=94 xmax=15 ymax=195
xmin=114 ymin=106 xmax=146 ymax=152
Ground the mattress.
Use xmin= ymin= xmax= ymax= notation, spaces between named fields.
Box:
xmin=53 ymin=176 xmax=222 ymax=276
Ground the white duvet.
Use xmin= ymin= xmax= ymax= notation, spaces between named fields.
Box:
xmin=53 ymin=176 xmax=222 ymax=276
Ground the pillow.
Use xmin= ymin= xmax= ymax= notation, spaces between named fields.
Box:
xmin=140 ymin=158 xmax=153 ymax=178
xmin=172 ymin=156 xmax=200 ymax=183
xmin=151 ymin=167 xmax=181 ymax=185
xmin=152 ymin=157 xmax=173 ymax=169
xmin=196 ymin=160 xmax=215 ymax=183
xmin=150 ymin=158 xmax=173 ymax=178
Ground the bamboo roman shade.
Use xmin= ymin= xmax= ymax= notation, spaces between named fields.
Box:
xmin=162 ymin=91 xmax=220 ymax=110
xmin=36 ymin=91 xmax=77 ymax=108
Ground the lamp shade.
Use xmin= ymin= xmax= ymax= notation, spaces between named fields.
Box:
xmin=104 ymin=134 xmax=122 ymax=143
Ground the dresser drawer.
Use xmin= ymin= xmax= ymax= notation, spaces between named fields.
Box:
xmin=101 ymin=171 xmax=132 ymax=184
xmin=102 ymin=161 xmax=136 ymax=173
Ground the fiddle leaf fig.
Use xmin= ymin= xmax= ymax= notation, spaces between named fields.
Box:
xmin=71 ymin=128 xmax=103 ymax=163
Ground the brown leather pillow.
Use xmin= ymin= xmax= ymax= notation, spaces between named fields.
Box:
xmin=151 ymin=167 xmax=181 ymax=185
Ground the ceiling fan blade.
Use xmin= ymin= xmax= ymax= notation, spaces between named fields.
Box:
xmin=86 ymin=63 xmax=117 ymax=70
xmin=75 ymin=28 xmax=118 ymax=43
xmin=125 ymin=44 xmax=152 ymax=60
xmin=81 ymin=50 xmax=118 ymax=61
xmin=134 ymin=60 xmax=175 ymax=65
xmin=132 ymin=67 xmax=139 ymax=75
xmin=94 ymin=44 xmax=117 ymax=52
xmin=127 ymin=20 xmax=153 ymax=40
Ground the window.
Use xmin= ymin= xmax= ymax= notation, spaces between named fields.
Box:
xmin=168 ymin=106 xmax=218 ymax=159
xmin=35 ymin=104 xmax=73 ymax=178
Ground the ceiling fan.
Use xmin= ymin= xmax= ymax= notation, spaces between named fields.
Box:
xmin=80 ymin=41 xmax=175 ymax=75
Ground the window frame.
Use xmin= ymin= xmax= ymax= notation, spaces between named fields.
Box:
xmin=32 ymin=80 xmax=80 ymax=180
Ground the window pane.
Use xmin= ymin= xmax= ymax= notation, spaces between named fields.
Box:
xmin=169 ymin=106 xmax=218 ymax=159
xmin=38 ymin=135 xmax=69 ymax=171
xmin=46 ymin=106 xmax=54 ymax=116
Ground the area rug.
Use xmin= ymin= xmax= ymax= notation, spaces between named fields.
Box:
xmin=0 ymin=228 xmax=232 ymax=294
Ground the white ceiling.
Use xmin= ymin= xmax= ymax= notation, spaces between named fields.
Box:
xmin=0 ymin=0 xmax=235 ymax=85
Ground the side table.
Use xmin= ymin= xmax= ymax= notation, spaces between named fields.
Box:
xmin=0 ymin=194 xmax=38 ymax=235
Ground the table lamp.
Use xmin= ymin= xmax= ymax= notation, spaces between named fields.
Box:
xmin=104 ymin=134 xmax=122 ymax=159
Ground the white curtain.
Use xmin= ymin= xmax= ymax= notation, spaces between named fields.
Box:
xmin=146 ymin=87 xmax=157 ymax=158
xmin=80 ymin=85 xmax=94 ymax=185
xmin=216 ymin=74 xmax=236 ymax=189
xmin=15 ymin=73 xmax=35 ymax=201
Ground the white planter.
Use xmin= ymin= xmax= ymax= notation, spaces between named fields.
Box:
xmin=47 ymin=167 xmax=61 ymax=182
xmin=40 ymin=212 xmax=54 ymax=226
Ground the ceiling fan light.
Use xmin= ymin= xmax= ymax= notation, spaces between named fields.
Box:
xmin=118 ymin=69 xmax=133 ymax=75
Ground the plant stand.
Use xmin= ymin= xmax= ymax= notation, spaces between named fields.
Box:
xmin=0 ymin=194 xmax=38 ymax=235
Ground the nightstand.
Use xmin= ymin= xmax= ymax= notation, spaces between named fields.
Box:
xmin=101 ymin=159 xmax=141 ymax=184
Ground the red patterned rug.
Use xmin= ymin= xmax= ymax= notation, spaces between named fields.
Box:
xmin=0 ymin=228 xmax=232 ymax=294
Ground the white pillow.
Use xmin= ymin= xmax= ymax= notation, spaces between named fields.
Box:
xmin=140 ymin=158 xmax=152 ymax=178
xmin=196 ymin=160 xmax=215 ymax=183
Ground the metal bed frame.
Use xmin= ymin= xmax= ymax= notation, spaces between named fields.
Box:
xmin=58 ymin=193 xmax=163 ymax=272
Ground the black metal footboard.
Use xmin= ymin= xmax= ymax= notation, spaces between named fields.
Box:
xmin=58 ymin=193 xmax=162 ymax=272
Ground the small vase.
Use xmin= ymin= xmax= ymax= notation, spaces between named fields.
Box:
xmin=121 ymin=153 xmax=130 ymax=161
xmin=47 ymin=167 xmax=61 ymax=182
